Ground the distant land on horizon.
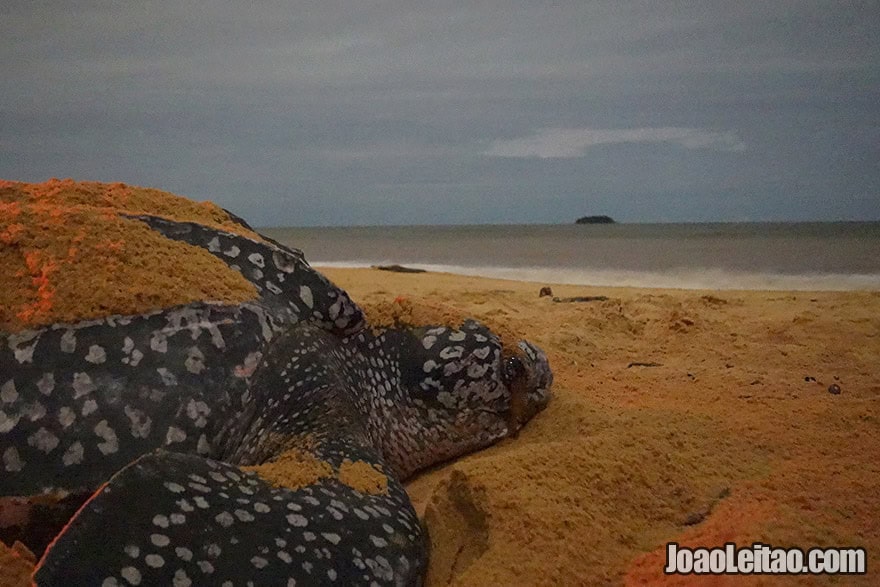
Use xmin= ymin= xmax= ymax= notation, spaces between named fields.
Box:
xmin=575 ymin=215 xmax=617 ymax=224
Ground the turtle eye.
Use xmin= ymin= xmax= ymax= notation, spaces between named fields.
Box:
xmin=502 ymin=356 xmax=526 ymax=387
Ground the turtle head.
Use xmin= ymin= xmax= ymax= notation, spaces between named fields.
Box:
xmin=376 ymin=321 xmax=552 ymax=479
xmin=502 ymin=339 xmax=553 ymax=434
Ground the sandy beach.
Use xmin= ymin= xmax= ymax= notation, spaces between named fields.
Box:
xmin=1 ymin=181 xmax=877 ymax=585
xmin=321 ymin=267 xmax=880 ymax=586
xmin=3 ymin=270 xmax=877 ymax=587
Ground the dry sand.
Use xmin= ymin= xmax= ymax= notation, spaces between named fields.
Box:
xmin=0 ymin=541 xmax=35 ymax=587
xmin=321 ymin=267 xmax=880 ymax=586
xmin=0 ymin=178 xmax=258 ymax=332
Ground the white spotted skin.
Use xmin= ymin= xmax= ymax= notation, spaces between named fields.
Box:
xmin=85 ymin=344 xmax=107 ymax=364
xmin=3 ymin=446 xmax=24 ymax=472
xmin=31 ymin=316 xmax=547 ymax=585
xmin=7 ymin=330 xmax=41 ymax=364
xmin=1 ymin=379 xmax=19 ymax=403
xmin=229 ymin=318 xmax=550 ymax=484
xmin=0 ymin=302 xmax=277 ymax=498
xmin=35 ymin=451 xmax=426 ymax=586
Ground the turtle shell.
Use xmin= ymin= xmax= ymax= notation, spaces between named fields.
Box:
xmin=0 ymin=179 xmax=364 ymax=551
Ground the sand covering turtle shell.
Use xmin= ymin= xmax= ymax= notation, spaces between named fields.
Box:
xmin=0 ymin=180 xmax=395 ymax=584
xmin=0 ymin=540 xmax=35 ymax=587
xmin=0 ymin=179 xmax=258 ymax=332
xmin=361 ymin=296 xmax=526 ymax=362
xmin=243 ymin=447 xmax=389 ymax=496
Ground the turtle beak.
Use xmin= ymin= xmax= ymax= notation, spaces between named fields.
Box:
xmin=502 ymin=342 xmax=552 ymax=437
xmin=505 ymin=360 xmax=530 ymax=437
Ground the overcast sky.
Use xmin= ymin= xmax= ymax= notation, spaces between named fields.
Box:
xmin=2 ymin=1 xmax=878 ymax=226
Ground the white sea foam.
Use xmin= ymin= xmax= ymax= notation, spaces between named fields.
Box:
xmin=269 ymin=222 xmax=880 ymax=292
xmin=313 ymin=261 xmax=880 ymax=291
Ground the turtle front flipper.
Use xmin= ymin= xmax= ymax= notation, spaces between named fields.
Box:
xmin=125 ymin=214 xmax=365 ymax=335
xmin=34 ymin=449 xmax=425 ymax=586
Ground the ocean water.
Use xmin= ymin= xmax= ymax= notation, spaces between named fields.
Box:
xmin=262 ymin=222 xmax=880 ymax=291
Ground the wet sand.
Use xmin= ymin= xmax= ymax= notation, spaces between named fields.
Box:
xmin=322 ymin=267 xmax=880 ymax=586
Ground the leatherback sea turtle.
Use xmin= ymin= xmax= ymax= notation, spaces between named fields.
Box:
xmin=0 ymin=211 xmax=552 ymax=585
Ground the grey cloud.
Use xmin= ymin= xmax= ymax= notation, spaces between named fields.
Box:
xmin=0 ymin=1 xmax=878 ymax=225
xmin=485 ymin=128 xmax=746 ymax=158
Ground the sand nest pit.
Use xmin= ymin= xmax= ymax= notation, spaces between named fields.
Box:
xmin=0 ymin=178 xmax=259 ymax=332
xmin=422 ymin=470 xmax=490 ymax=586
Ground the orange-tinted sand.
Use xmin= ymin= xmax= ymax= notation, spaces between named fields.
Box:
xmin=321 ymin=267 xmax=880 ymax=586
xmin=0 ymin=178 xmax=260 ymax=239
xmin=0 ymin=179 xmax=257 ymax=332
xmin=243 ymin=447 xmax=389 ymax=497
xmin=362 ymin=297 xmax=526 ymax=360
xmin=0 ymin=541 xmax=34 ymax=587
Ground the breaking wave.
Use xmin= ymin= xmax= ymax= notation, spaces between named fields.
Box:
xmin=313 ymin=261 xmax=880 ymax=291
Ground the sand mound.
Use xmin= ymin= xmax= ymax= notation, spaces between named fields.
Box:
xmin=0 ymin=179 xmax=257 ymax=332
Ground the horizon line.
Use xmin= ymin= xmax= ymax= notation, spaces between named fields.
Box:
xmin=256 ymin=218 xmax=880 ymax=230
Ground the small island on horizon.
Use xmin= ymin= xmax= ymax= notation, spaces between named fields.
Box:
xmin=575 ymin=215 xmax=616 ymax=224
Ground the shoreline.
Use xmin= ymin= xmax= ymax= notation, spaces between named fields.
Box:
xmin=314 ymin=262 xmax=880 ymax=292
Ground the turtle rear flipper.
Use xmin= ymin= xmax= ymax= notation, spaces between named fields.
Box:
xmin=34 ymin=450 xmax=425 ymax=586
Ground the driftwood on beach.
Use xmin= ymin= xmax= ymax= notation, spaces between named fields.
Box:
xmin=552 ymin=296 xmax=609 ymax=303
xmin=373 ymin=264 xmax=427 ymax=273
